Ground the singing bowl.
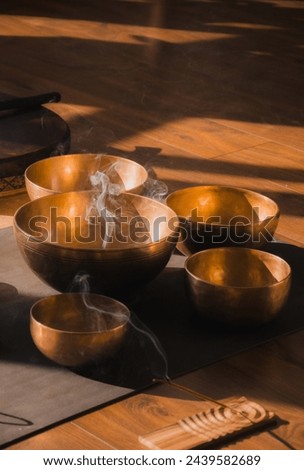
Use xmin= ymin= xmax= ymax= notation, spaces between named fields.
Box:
xmin=25 ymin=153 xmax=148 ymax=200
xmin=166 ymin=185 xmax=280 ymax=255
xmin=185 ymin=247 xmax=291 ymax=326
xmin=30 ymin=293 xmax=130 ymax=367
xmin=14 ymin=191 xmax=179 ymax=297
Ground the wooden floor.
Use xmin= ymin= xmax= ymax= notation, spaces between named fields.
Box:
xmin=1 ymin=0 xmax=304 ymax=450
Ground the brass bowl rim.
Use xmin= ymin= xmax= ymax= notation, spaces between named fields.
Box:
xmin=25 ymin=153 xmax=149 ymax=193
xmin=185 ymin=247 xmax=291 ymax=289
xmin=166 ymin=185 xmax=280 ymax=227
xmin=14 ymin=191 xmax=179 ymax=252
xmin=30 ymin=293 xmax=130 ymax=335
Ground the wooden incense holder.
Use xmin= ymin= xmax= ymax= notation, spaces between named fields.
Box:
xmin=139 ymin=397 xmax=275 ymax=450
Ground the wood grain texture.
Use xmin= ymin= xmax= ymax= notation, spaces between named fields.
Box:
xmin=9 ymin=330 xmax=302 ymax=451
xmin=212 ymin=141 xmax=304 ymax=192
xmin=175 ymin=331 xmax=304 ymax=450
xmin=68 ymin=332 xmax=304 ymax=450
xmin=139 ymin=397 xmax=275 ymax=450
xmin=8 ymin=423 xmax=113 ymax=450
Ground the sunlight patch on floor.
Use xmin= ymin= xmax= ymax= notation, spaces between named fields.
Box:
xmin=0 ymin=15 xmax=236 ymax=44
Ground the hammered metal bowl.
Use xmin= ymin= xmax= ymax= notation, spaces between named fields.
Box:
xmin=185 ymin=247 xmax=291 ymax=326
xmin=166 ymin=185 xmax=280 ymax=255
xmin=30 ymin=293 xmax=130 ymax=367
xmin=14 ymin=191 xmax=179 ymax=297
xmin=25 ymin=153 xmax=148 ymax=200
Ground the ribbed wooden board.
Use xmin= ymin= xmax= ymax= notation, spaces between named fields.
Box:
xmin=139 ymin=397 xmax=275 ymax=450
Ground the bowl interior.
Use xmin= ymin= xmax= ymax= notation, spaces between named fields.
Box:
xmin=186 ymin=248 xmax=291 ymax=288
xmin=167 ymin=186 xmax=278 ymax=225
xmin=15 ymin=191 xmax=177 ymax=250
xmin=31 ymin=293 xmax=130 ymax=333
xmin=26 ymin=154 xmax=148 ymax=193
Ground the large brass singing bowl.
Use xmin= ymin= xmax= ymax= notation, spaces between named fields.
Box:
xmin=14 ymin=191 xmax=179 ymax=297
xmin=25 ymin=153 xmax=148 ymax=200
xmin=185 ymin=247 xmax=291 ymax=326
xmin=166 ymin=185 xmax=280 ymax=255
xmin=30 ymin=293 xmax=130 ymax=367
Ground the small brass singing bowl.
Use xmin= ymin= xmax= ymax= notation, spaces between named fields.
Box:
xmin=14 ymin=191 xmax=179 ymax=296
xmin=30 ymin=293 xmax=130 ymax=367
xmin=185 ymin=247 xmax=291 ymax=327
xmin=25 ymin=153 xmax=148 ymax=200
xmin=166 ymin=185 xmax=280 ymax=255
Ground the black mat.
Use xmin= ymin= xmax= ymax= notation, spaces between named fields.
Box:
xmin=0 ymin=226 xmax=303 ymax=447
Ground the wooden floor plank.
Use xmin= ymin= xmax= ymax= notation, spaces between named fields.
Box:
xmin=8 ymin=422 xmax=113 ymax=450
xmin=70 ymin=332 xmax=304 ymax=450
xmin=72 ymin=386 xmax=286 ymax=450
xmin=116 ymin=116 xmax=268 ymax=159
xmin=211 ymin=142 xmax=304 ymax=194
xmin=1 ymin=1 xmax=303 ymax=153
xmin=175 ymin=331 xmax=304 ymax=450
